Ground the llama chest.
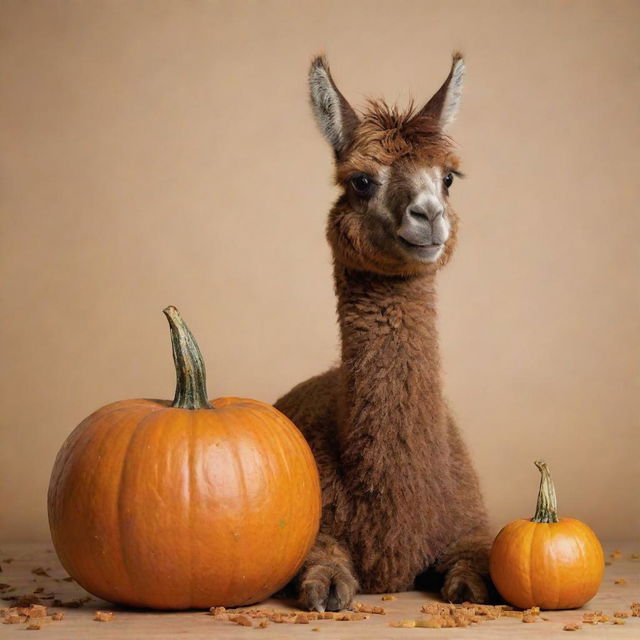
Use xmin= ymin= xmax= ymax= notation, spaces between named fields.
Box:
xmin=326 ymin=470 xmax=457 ymax=593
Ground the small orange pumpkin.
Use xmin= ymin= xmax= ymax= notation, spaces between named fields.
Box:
xmin=489 ymin=461 xmax=604 ymax=609
xmin=48 ymin=306 xmax=321 ymax=610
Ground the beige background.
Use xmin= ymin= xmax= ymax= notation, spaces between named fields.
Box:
xmin=1 ymin=0 xmax=638 ymax=543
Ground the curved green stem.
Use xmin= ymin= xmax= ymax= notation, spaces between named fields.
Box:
xmin=532 ymin=460 xmax=559 ymax=523
xmin=163 ymin=306 xmax=213 ymax=410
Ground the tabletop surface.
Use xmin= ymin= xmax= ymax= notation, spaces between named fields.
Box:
xmin=1 ymin=541 xmax=638 ymax=639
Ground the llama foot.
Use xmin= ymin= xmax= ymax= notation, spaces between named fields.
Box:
xmin=441 ymin=560 xmax=489 ymax=604
xmin=299 ymin=563 xmax=358 ymax=612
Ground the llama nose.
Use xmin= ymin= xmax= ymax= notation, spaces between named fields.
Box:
xmin=407 ymin=202 xmax=444 ymax=222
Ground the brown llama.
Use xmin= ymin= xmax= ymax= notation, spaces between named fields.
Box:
xmin=275 ymin=53 xmax=491 ymax=612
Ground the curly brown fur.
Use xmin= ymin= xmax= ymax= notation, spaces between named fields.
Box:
xmin=276 ymin=53 xmax=492 ymax=611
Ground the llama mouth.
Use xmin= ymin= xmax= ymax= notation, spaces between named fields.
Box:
xmin=398 ymin=237 xmax=444 ymax=259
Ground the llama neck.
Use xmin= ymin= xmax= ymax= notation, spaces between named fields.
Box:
xmin=334 ymin=263 xmax=446 ymax=492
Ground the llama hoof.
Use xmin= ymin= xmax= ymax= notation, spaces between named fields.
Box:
xmin=299 ymin=566 xmax=358 ymax=612
xmin=441 ymin=565 xmax=489 ymax=604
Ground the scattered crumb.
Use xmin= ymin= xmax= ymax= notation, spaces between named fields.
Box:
xmin=610 ymin=549 xmax=623 ymax=559
xmin=51 ymin=612 xmax=64 ymax=621
xmin=94 ymin=611 xmax=114 ymax=622
xmin=26 ymin=623 xmax=41 ymax=630
xmin=311 ymin=626 xmax=320 ymax=631
xmin=391 ymin=602 xmax=552 ymax=630
xmin=257 ymin=619 xmax=268 ymax=628
xmin=390 ymin=619 xmax=416 ymax=628
xmin=335 ymin=612 xmax=368 ymax=621
xmin=631 ymin=554 xmax=640 ymax=560
xmin=613 ymin=619 xmax=625 ymax=625
xmin=614 ymin=611 xmax=630 ymax=618
xmin=614 ymin=578 xmax=628 ymax=584
xmin=563 ymin=623 xmax=581 ymax=631
xmin=605 ymin=561 xmax=612 ymax=566
xmin=415 ymin=617 xmax=443 ymax=628
xmin=381 ymin=594 xmax=396 ymax=601
xmin=27 ymin=605 xmax=47 ymax=618
xmin=233 ymin=614 xmax=253 ymax=627
xmin=30 ymin=568 xmax=50 ymax=577
xmin=583 ymin=611 xmax=610 ymax=624
xmin=353 ymin=602 xmax=385 ymax=614
xmin=61 ymin=577 xmax=74 ymax=583
xmin=33 ymin=588 xmax=44 ymax=594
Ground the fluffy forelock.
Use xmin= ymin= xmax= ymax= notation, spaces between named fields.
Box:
xmin=335 ymin=99 xmax=458 ymax=183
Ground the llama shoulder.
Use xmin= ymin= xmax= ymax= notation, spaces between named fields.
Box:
xmin=274 ymin=367 xmax=340 ymax=442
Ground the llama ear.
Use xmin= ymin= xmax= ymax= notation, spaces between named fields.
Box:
xmin=308 ymin=55 xmax=360 ymax=156
xmin=416 ymin=52 xmax=465 ymax=131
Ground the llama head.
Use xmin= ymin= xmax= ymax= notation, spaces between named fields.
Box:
xmin=309 ymin=54 xmax=464 ymax=276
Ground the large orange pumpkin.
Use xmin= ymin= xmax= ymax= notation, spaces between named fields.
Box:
xmin=48 ymin=306 xmax=321 ymax=610
xmin=489 ymin=461 xmax=604 ymax=610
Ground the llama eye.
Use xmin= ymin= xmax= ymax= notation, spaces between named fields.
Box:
xmin=443 ymin=173 xmax=454 ymax=189
xmin=350 ymin=174 xmax=377 ymax=198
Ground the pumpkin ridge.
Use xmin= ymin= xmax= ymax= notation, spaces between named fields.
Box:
xmin=526 ymin=521 xmax=537 ymax=607
xmin=85 ymin=407 xmax=149 ymax=600
xmin=249 ymin=406 xmax=293 ymax=586
xmin=545 ymin=522 xmax=561 ymax=609
xmin=51 ymin=404 xmax=163 ymax=600
xmin=563 ymin=517 xmax=600 ymax=606
xmin=226 ymin=408 xmax=249 ymax=602
xmin=561 ymin=519 xmax=582 ymax=605
xmin=115 ymin=407 xmax=171 ymax=605
xmin=253 ymin=404 xmax=315 ymax=590
xmin=69 ymin=406 xmax=153 ymax=602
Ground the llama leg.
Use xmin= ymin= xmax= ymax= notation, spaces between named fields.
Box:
xmin=295 ymin=532 xmax=358 ymax=612
xmin=434 ymin=531 xmax=492 ymax=603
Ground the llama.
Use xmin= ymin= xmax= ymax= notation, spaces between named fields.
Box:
xmin=275 ymin=53 xmax=491 ymax=612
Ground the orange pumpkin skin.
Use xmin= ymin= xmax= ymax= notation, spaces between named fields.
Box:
xmin=48 ymin=396 xmax=321 ymax=610
xmin=490 ymin=517 xmax=604 ymax=609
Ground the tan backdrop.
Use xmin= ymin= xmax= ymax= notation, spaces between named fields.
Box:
xmin=1 ymin=0 xmax=638 ymax=543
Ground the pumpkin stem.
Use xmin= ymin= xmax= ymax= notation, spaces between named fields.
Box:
xmin=163 ymin=306 xmax=213 ymax=410
xmin=532 ymin=460 xmax=559 ymax=523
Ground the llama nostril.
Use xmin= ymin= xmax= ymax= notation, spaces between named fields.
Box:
xmin=409 ymin=207 xmax=430 ymax=221
xmin=408 ymin=204 xmax=443 ymax=222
